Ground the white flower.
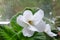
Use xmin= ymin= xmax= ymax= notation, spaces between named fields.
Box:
xmin=17 ymin=9 xmax=46 ymax=37
xmin=17 ymin=9 xmax=57 ymax=37
xmin=44 ymin=24 xmax=57 ymax=37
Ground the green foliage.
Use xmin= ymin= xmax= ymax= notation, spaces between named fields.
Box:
xmin=0 ymin=25 xmax=55 ymax=40
xmin=0 ymin=25 xmax=18 ymax=40
xmin=10 ymin=13 xmax=22 ymax=32
xmin=0 ymin=25 xmax=57 ymax=40
xmin=55 ymin=16 xmax=60 ymax=27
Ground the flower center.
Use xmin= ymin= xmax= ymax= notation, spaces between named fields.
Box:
xmin=28 ymin=21 xmax=33 ymax=25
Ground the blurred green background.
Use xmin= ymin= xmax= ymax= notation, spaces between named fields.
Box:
xmin=53 ymin=0 xmax=60 ymax=16
xmin=0 ymin=0 xmax=59 ymax=21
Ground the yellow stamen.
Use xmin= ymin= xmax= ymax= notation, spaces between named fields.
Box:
xmin=28 ymin=21 xmax=33 ymax=25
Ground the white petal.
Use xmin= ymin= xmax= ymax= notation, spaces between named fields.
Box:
xmin=29 ymin=20 xmax=46 ymax=32
xmin=46 ymin=32 xmax=57 ymax=37
xmin=45 ymin=24 xmax=51 ymax=32
xmin=22 ymin=27 xmax=34 ymax=37
xmin=28 ymin=25 xmax=39 ymax=32
xmin=23 ymin=10 xmax=33 ymax=20
xmin=35 ymin=20 xmax=46 ymax=32
xmin=45 ymin=24 xmax=57 ymax=37
xmin=17 ymin=15 xmax=28 ymax=27
xmin=33 ymin=9 xmax=44 ymax=25
xmin=57 ymin=27 xmax=60 ymax=31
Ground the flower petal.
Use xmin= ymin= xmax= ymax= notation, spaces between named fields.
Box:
xmin=22 ymin=27 xmax=34 ymax=37
xmin=33 ymin=9 xmax=44 ymax=25
xmin=57 ymin=27 xmax=60 ymax=31
xmin=28 ymin=20 xmax=46 ymax=32
xmin=45 ymin=24 xmax=51 ymax=32
xmin=23 ymin=10 xmax=33 ymax=21
xmin=28 ymin=25 xmax=39 ymax=32
xmin=35 ymin=20 xmax=46 ymax=32
xmin=45 ymin=24 xmax=57 ymax=37
xmin=17 ymin=15 xmax=28 ymax=27
xmin=46 ymin=32 xmax=57 ymax=37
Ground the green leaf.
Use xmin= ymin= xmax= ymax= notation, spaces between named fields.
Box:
xmin=17 ymin=32 xmax=47 ymax=40
xmin=17 ymin=32 xmax=57 ymax=40
xmin=0 ymin=25 xmax=18 ymax=40
xmin=10 ymin=12 xmax=23 ymax=32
